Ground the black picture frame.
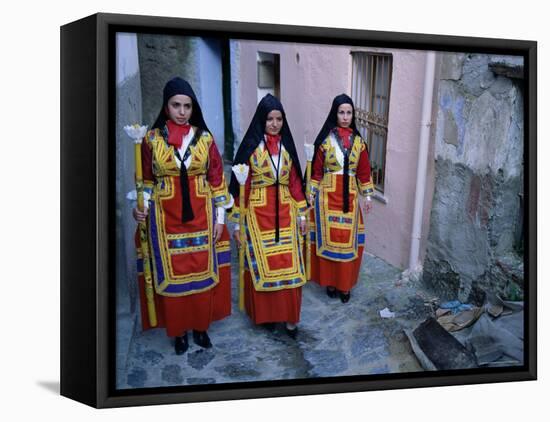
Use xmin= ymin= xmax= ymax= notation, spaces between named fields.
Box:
xmin=60 ymin=12 xmax=537 ymax=408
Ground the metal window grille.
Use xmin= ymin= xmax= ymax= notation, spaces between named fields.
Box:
xmin=351 ymin=52 xmax=393 ymax=192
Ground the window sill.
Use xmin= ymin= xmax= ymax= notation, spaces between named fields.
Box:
xmin=372 ymin=190 xmax=388 ymax=205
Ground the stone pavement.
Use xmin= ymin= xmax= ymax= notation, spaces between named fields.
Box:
xmin=117 ymin=251 xmax=437 ymax=389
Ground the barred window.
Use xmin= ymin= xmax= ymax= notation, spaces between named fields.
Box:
xmin=351 ymin=52 xmax=393 ymax=193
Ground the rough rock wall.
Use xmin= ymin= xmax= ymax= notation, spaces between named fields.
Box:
xmin=115 ymin=33 xmax=143 ymax=383
xmin=423 ymin=54 xmax=524 ymax=304
xmin=116 ymin=71 xmax=143 ymax=317
xmin=137 ymin=34 xmax=199 ymax=128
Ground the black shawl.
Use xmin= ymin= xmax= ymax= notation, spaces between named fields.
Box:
xmin=312 ymin=94 xmax=361 ymax=213
xmin=229 ymin=94 xmax=305 ymax=241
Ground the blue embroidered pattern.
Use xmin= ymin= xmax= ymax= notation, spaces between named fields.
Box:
xmin=217 ymin=250 xmax=231 ymax=265
xmin=163 ymin=278 xmax=217 ymax=294
xmin=262 ymin=235 xmax=292 ymax=248
xmin=328 ymin=215 xmax=353 ymax=224
xmin=213 ymin=194 xmax=228 ymax=205
xmin=168 ymin=235 xmax=209 ymax=249
xmin=149 ymin=202 xmax=166 ymax=287
xmin=262 ymin=277 xmax=304 ymax=289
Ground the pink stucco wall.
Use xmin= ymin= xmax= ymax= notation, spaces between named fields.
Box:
xmin=232 ymin=39 xmax=350 ymax=166
xmin=357 ymin=48 xmax=436 ymax=269
xmin=232 ymin=40 xmax=436 ymax=270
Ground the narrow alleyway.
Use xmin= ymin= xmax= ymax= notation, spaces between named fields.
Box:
xmin=118 ymin=250 xmax=437 ymax=389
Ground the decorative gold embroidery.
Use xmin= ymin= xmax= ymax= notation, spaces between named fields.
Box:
xmin=245 ymin=185 xmax=306 ymax=291
xmin=358 ymin=179 xmax=375 ymax=196
xmin=150 ymin=175 xmax=219 ymax=296
xmin=311 ymin=134 xmax=370 ymax=262
xmin=143 ymin=128 xmax=231 ymax=297
xmin=232 ymin=145 xmax=306 ymax=292
xmin=250 ymin=147 xmax=292 ymax=188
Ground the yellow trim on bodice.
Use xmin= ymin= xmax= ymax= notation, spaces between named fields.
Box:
xmin=238 ymin=144 xmax=306 ymax=291
xmin=319 ymin=134 xmax=366 ymax=175
xmin=146 ymin=127 xmax=212 ymax=178
xmin=142 ymin=127 xmax=231 ymax=297
xmin=249 ymin=145 xmax=291 ymax=188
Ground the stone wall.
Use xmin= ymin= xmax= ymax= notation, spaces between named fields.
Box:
xmin=116 ymin=70 xmax=142 ymax=317
xmin=423 ymin=54 xmax=524 ymax=304
xmin=137 ymin=34 xmax=199 ymax=128
xmin=115 ymin=33 xmax=143 ymax=384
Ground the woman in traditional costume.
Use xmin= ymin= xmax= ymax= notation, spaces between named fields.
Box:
xmin=308 ymin=94 xmax=373 ymax=303
xmin=229 ymin=94 xmax=307 ymax=339
xmin=133 ymin=77 xmax=232 ymax=355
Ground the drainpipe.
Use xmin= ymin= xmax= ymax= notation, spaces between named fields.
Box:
xmin=408 ymin=51 xmax=436 ymax=271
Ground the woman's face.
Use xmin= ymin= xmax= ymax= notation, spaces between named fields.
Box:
xmin=165 ymin=94 xmax=193 ymax=125
xmin=337 ymin=103 xmax=353 ymax=128
xmin=265 ymin=110 xmax=284 ymax=135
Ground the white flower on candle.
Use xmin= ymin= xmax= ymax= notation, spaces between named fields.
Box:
xmin=304 ymin=143 xmax=315 ymax=161
xmin=123 ymin=124 xmax=148 ymax=144
xmin=126 ymin=190 xmax=138 ymax=201
xmin=127 ymin=189 xmax=151 ymax=209
xmin=126 ymin=189 xmax=151 ymax=203
xmin=232 ymin=164 xmax=250 ymax=185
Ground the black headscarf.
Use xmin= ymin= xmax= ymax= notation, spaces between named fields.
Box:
xmin=230 ymin=94 xmax=305 ymax=242
xmin=152 ymin=77 xmax=211 ymax=133
xmin=152 ymin=77 xmax=211 ymax=223
xmin=312 ymin=94 xmax=361 ymax=214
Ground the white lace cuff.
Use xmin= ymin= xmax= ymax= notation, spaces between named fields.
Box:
xmin=216 ymin=207 xmax=225 ymax=225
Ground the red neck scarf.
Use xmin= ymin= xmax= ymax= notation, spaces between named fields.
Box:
xmin=265 ymin=134 xmax=281 ymax=155
xmin=337 ymin=126 xmax=353 ymax=149
xmin=166 ymin=120 xmax=191 ymax=149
